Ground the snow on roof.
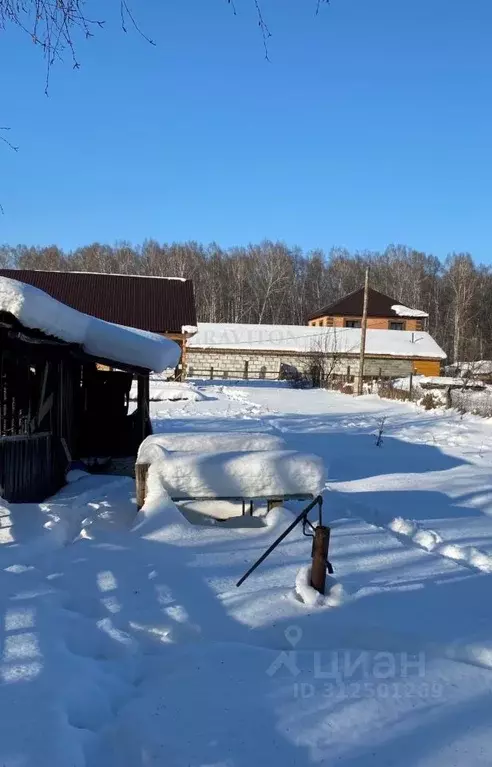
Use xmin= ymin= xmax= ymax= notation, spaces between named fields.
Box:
xmin=32 ymin=270 xmax=188 ymax=282
xmin=391 ymin=304 xmax=429 ymax=318
xmin=188 ymin=323 xmax=447 ymax=359
xmin=0 ymin=277 xmax=180 ymax=373
xmin=419 ymin=377 xmax=486 ymax=389
xmin=456 ymin=360 xmax=492 ymax=375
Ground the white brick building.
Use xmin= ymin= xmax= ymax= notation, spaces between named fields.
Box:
xmin=186 ymin=323 xmax=446 ymax=384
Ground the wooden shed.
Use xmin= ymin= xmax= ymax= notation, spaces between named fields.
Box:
xmin=0 ymin=277 xmax=179 ymax=503
xmin=0 ymin=269 xmax=197 ymax=376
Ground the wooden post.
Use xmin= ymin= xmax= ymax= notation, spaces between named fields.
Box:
xmin=181 ymin=337 xmax=188 ymax=380
xmin=409 ymin=371 xmax=414 ymax=399
xmin=357 ymin=267 xmax=370 ymax=396
xmin=311 ymin=525 xmax=331 ymax=595
xmin=135 ymin=462 xmax=150 ymax=510
xmin=210 ymin=366 xmax=214 ymax=380
xmin=347 ymin=365 xmax=351 ymax=384
xmin=244 ymin=360 xmax=249 ymax=380
xmin=137 ymin=374 xmax=149 ymax=443
xmin=446 ymin=385 xmax=452 ymax=409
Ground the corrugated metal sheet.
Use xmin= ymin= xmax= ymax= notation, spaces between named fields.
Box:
xmin=0 ymin=270 xmax=196 ymax=334
xmin=308 ymin=287 xmax=423 ymax=321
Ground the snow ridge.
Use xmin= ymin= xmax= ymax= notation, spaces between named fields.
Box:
xmin=343 ymin=504 xmax=492 ymax=575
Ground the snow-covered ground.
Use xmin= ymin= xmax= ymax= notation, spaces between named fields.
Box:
xmin=3 ymin=381 xmax=492 ymax=766
xmin=130 ymin=379 xmax=206 ymax=403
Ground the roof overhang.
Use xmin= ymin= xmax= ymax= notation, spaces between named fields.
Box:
xmin=0 ymin=313 xmax=151 ymax=375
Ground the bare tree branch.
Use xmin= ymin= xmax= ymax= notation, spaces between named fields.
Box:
xmin=253 ymin=0 xmax=272 ymax=61
xmin=226 ymin=0 xmax=328 ymax=61
xmin=0 ymin=0 xmax=329 ymax=154
xmin=120 ymin=1 xmax=155 ymax=46
xmin=0 ymin=126 xmax=18 ymax=152
xmin=0 ymin=1 xmax=107 ymax=93
xmin=0 ymin=1 xmax=157 ymax=92
xmin=0 ymin=1 xmax=328 ymax=85
xmin=316 ymin=0 xmax=330 ymax=15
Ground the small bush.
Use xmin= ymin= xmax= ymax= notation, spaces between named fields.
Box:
xmin=421 ymin=392 xmax=440 ymax=410
xmin=452 ymin=390 xmax=492 ymax=418
xmin=341 ymin=384 xmax=353 ymax=395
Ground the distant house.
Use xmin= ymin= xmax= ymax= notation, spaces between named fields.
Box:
xmin=186 ymin=322 xmax=446 ymax=382
xmin=308 ymin=287 xmax=428 ymax=333
xmin=0 ymin=269 xmax=197 ymax=374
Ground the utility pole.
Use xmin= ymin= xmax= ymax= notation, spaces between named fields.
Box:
xmin=357 ymin=267 xmax=369 ymax=396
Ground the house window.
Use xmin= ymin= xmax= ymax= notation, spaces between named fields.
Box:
xmin=345 ymin=320 xmax=361 ymax=329
xmin=389 ymin=321 xmax=405 ymax=331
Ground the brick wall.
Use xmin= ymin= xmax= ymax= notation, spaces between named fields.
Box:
xmin=309 ymin=315 xmax=423 ymax=331
xmin=186 ymin=348 xmax=416 ymax=381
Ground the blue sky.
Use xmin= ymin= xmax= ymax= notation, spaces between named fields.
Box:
xmin=1 ymin=0 xmax=492 ymax=261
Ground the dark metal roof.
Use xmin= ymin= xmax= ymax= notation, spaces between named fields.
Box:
xmin=0 ymin=270 xmax=196 ymax=333
xmin=308 ymin=287 xmax=422 ymax=321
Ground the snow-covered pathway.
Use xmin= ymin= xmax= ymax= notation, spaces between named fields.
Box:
xmin=3 ymin=382 xmax=492 ymax=765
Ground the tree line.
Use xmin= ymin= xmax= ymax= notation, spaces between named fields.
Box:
xmin=0 ymin=241 xmax=489 ymax=363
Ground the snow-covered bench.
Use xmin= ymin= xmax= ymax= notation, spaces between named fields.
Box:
xmin=143 ymin=449 xmax=326 ymax=515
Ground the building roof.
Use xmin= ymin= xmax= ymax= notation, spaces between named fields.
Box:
xmin=188 ymin=323 xmax=446 ymax=360
xmin=308 ymin=287 xmax=428 ymax=321
xmin=0 ymin=277 xmax=181 ymax=373
xmin=0 ymin=269 xmax=196 ymax=334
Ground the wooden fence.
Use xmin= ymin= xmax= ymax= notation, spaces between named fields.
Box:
xmin=0 ymin=432 xmax=66 ymax=503
xmin=186 ymin=365 xmax=281 ymax=381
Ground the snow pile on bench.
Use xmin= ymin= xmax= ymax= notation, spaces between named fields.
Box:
xmin=137 ymin=431 xmax=286 ymax=465
xmin=0 ymin=276 xmax=180 ymax=373
xmin=148 ymin=449 xmax=325 ymax=499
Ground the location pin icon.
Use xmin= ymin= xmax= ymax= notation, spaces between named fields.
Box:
xmin=285 ymin=625 xmax=302 ymax=647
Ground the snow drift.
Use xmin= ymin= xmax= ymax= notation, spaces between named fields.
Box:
xmin=147 ymin=449 xmax=326 ymax=499
xmin=0 ymin=276 xmax=180 ymax=372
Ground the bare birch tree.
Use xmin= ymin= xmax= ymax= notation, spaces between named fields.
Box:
xmin=445 ymin=253 xmax=478 ymax=363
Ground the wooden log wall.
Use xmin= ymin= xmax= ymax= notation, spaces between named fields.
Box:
xmin=0 ymin=432 xmax=66 ymax=503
